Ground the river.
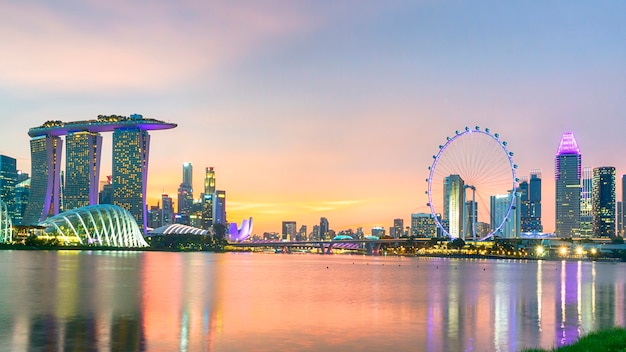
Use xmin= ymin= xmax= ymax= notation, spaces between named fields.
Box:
xmin=0 ymin=250 xmax=624 ymax=351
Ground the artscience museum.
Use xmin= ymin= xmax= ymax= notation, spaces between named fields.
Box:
xmin=38 ymin=204 xmax=149 ymax=247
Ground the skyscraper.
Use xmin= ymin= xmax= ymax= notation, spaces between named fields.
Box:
xmin=592 ymin=166 xmax=616 ymax=237
xmin=282 ymin=221 xmax=296 ymax=241
xmin=443 ymin=174 xmax=464 ymax=238
xmin=177 ymin=162 xmax=194 ymax=225
xmin=620 ymin=174 xmax=626 ymax=236
xmin=319 ymin=217 xmax=329 ymax=240
xmin=392 ymin=218 xmax=404 ymax=238
xmin=520 ymin=170 xmax=543 ymax=233
xmin=160 ymin=193 xmax=174 ymax=227
xmin=0 ymin=155 xmax=18 ymax=222
xmin=64 ymin=131 xmax=102 ymax=210
xmin=490 ymin=192 xmax=520 ymax=238
xmin=214 ymin=190 xmax=226 ymax=225
xmin=23 ymin=135 xmax=63 ymax=224
xmin=555 ymin=132 xmax=581 ymax=237
xmin=204 ymin=167 xmax=215 ymax=194
xmin=26 ymin=115 xmax=176 ymax=228
xmin=112 ymin=127 xmax=150 ymax=232
xmin=580 ymin=167 xmax=593 ymax=237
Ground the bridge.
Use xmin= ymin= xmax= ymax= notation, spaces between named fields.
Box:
xmin=227 ymin=238 xmax=432 ymax=255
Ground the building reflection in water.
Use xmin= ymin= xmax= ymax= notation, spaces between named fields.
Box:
xmin=2 ymin=252 xmax=626 ymax=351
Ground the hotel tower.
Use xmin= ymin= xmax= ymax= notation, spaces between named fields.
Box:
xmin=23 ymin=115 xmax=176 ymax=231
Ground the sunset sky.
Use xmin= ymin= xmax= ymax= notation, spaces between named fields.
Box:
xmin=2 ymin=1 xmax=626 ymax=235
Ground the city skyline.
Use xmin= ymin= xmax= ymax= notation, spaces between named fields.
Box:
xmin=2 ymin=1 xmax=626 ymax=235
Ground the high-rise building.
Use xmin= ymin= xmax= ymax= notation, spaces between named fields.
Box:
xmin=177 ymin=162 xmax=194 ymax=225
xmin=282 ymin=221 xmax=296 ymax=241
xmin=204 ymin=167 xmax=216 ymax=194
xmin=26 ymin=115 xmax=176 ymax=229
xmin=620 ymin=174 xmax=626 ymax=237
xmin=411 ymin=213 xmax=438 ymax=238
xmin=161 ymin=193 xmax=174 ymax=227
xmin=393 ymin=218 xmax=404 ymax=238
xmin=23 ymin=135 xmax=63 ymax=224
xmin=112 ymin=127 xmax=150 ymax=231
xmin=490 ymin=192 xmax=520 ymax=238
xmin=298 ymin=225 xmax=308 ymax=241
xmin=592 ymin=167 xmax=616 ymax=237
xmin=528 ymin=170 xmax=543 ymax=232
xmin=520 ymin=170 xmax=543 ymax=233
xmin=214 ymin=190 xmax=226 ymax=225
xmin=443 ymin=174 xmax=464 ymax=238
xmin=12 ymin=177 xmax=30 ymax=226
xmin=64 ymin=131 xmax=102 ymax=210
xmin=555 ymin=132 xmax=581 ymax=237
xmin=0 ymin=155 xmax=18 ymax=222
xmin=580 ymin=167 xmax=593 ymax=237
xmin=371 ymin=226 xmax=385 ymax=237
xmin=319 ymin=217 xmax=329 ymax=240
xmin=464 ymin=200 xmax=478 ymax=240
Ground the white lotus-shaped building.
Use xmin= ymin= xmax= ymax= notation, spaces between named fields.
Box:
xmin=0 ymin=198 xmax=12 ymax=243
xmin=38 ymin=204 xmax=148 ymax=247
xmin=228 ymin=217 xmax=253 ymax=242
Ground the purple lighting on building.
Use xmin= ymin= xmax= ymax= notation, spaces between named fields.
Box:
xmin=555 ymin=132 xmax=580 ymax=156
xmin=228 ymin=217 xmax=253 ymax=242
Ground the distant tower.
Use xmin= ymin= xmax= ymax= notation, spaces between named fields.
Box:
xmin=177 ymin=162 xmax=194 ymax=225
xmin=592 ymin=167 xmax=616 ymax=237
xmin=282 ymin=221 xmax=296 ymax=241
xmin=491 ymin=192 xmax=520 ymax=238
xmin=393 ymin=218 xmax=404 ymax=238
xmin=620 ymin=174 xmax=626 ymax=236
xmin=319 ymin=217 xmax=329 ymax=240
xmin=580 ymin=167 xmax=593 ymax=237
xmin=0 ymin=155 xmax=18 ymax=222
xmin=201 ymin=167 xmax=217 ymax=229
xmin=528 ymin=170 xmax=543 ymax=232
xmin=64 ymin=131 xmax=102 ymax=210
xmin=443 ymin=174 xmax=464 ymax=238
xmin=23 ymin=135 xmax=63 ymax=224
xmin=555 ymin=132 xmax=581 ymax=237
xmin=112 ymin=127 xmax=150 ymax=232
xmin=204 ymin=167 xmax=216 ymax=194
xmin=214 ymin=190 xmax=226 ymax=225
xmin=160 ymin=193 xmax=174 ymax=226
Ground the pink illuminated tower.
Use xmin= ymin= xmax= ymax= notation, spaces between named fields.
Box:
xmin=555 ymin=132 xmax=581 ymax=237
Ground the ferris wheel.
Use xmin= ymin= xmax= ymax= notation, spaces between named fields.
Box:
xmin=426 ymin=126 xmax=518 ymax=241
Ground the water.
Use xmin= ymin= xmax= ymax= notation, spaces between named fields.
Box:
xmin=0 ymin=251 xmax=624 ymax=351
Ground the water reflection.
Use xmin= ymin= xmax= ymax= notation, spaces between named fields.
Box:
xmin=0 ymin=251 xmax=625 ymax=351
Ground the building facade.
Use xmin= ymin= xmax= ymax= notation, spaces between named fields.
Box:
xmin=580 ymin=167 xmax=593 ymax=237
xmin=443 ymin=174 xmax=464 ymax=238
xmin=0 ymin=155 xmax=18 ymax=222
xmin=112 ymin=127 xmax=150 ymax=232
xmin=555 ymin=132 xmax=581 ymax=237
xmin=411 ymin=213 xmax=438 ymax=238
xmin=64 ymin=131 xmax=102 ymax=210
xmin=282 ymin=221 xmax=297 ymax=241
xmin=25 ymin=115 xmax=176 ymax=230
xmin=23 ymin=135 xmax=63 ymax=224
xmin=177 ymin=162 xmax=194 ymax=225
xmin=592 ymin=166 xmax=616 ymax=237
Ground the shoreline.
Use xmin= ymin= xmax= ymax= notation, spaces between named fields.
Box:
xmin=1 ymin=245 xmax=623 ymax=263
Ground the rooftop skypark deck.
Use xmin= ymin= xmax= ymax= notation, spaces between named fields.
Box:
xmin=28 ymin=114 xmax=177 ymax=137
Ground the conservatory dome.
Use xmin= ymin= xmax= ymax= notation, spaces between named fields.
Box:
xmin=38 ymin=204 xmax=148 ymax=247
xmin=0 ymin=198 xmax=12 ymax=243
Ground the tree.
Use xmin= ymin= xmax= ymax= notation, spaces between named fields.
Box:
xmin=450 ymin=238 xmax=466 ymax=250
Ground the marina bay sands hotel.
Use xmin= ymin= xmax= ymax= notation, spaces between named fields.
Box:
xmin=23 ymin=114 xmax=177 ymax=231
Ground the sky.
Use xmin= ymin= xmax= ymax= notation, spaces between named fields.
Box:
xmin=2 ymin=1 xmax=626 ymax=235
